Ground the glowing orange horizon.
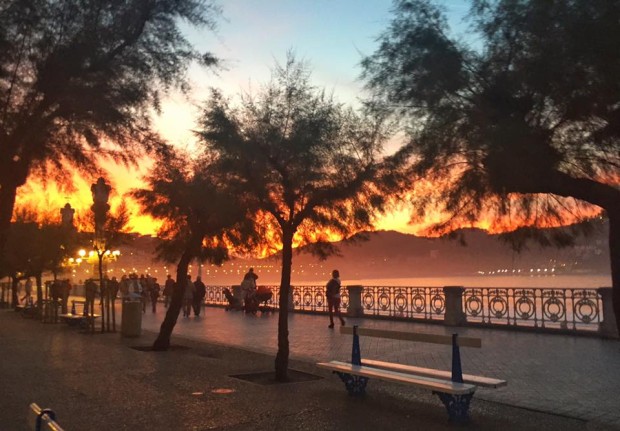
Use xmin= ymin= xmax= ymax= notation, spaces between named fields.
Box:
xmin=14 ymin=162 xmax=604 ymax=254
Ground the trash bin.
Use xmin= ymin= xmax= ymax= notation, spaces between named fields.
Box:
xmin=121 ymin=299 xmax=142 ymax=337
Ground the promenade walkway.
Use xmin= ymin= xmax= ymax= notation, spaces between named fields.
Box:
xmin=142 ymin=305 xmax=620 ymax=428
xmin=1 ymin=302 xmax=619 ymax=430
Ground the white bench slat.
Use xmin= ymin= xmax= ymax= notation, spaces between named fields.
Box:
xmin=361 ymin=359 xmax=507 ymax=388
xmin=317 ymin=361 xmax=476 ymax=395
xmin=340 ymin=326 xmax=482 ymax=348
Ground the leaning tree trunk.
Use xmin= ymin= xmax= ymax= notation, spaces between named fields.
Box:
xmin=152 ymin=250 xmax=194 ymax=351
xmin=608 ymin=209 xmax=620 ymax=336
xmin=0 ymin=181 xmax=18 ymax=257
xmin=275 ymin=227 xmax=294 ymax=382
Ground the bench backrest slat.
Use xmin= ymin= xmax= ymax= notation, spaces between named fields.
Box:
xmin=340 ymin=326 xmax=482 ymax=348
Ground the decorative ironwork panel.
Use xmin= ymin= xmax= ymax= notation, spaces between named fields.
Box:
xmin=487 ymin=288 xmax=510 ymax=322
xmin=204 ymin=285 xmax=227 ymax=306
xmin=464 ymin=289 xmax=484 ymax=319
xmin=572 ymin=289 xmax=600 ymax=325
xmin=429 ymin=288 xmax=446 ymax=317
xmin=541 ymin=289 xmax=567 ymax=325
xmin=513 ymin=289 xmax=536 ymax=321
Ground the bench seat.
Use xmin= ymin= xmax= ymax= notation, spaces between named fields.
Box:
xmin=59 ymin=313 xmax=100 ymax=319
xmin=317 ymin=360 xmax=476 ymax=395
xmin=360 ymin=359 xmax=507 ymax=388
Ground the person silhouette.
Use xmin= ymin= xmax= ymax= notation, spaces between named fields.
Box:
xmin=326 ymin=269 xmax=345 ymax=328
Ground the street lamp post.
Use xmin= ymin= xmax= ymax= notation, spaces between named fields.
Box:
xmin=91 ymin=177 xmax=111 ymax=333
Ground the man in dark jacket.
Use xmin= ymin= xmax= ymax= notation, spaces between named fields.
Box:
xmin=326 ymin=269 xmax=346 ymax=328
xmin=193 ymin=276 xmax=206 ymax=316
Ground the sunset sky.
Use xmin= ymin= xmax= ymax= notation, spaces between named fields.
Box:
xmin=17 ymin=1 xmax=592 ymax=238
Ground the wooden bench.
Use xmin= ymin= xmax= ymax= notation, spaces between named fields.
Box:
xmin=59 ymin=300 xmax=100 ymax=328
xmin=27 ymin=403 xmax=65 ymax=431
xmin=317 ymin=326 xmax=506 ymax=422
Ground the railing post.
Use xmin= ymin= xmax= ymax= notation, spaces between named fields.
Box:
xmin=347 ymin=285 xmax=364 ymax=317
xmin=288 ymin=286 xmax=294 ymax=311
xmin=597 ymin=287 xmax=619 ymax=339
xmin=443 ymin=286 xmax=466 ymax=326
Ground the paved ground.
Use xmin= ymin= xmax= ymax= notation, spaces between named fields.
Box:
xmin=1 ymin=303 xmax=619 ymax=430
xmin=141 ymin=304 xmax=620 ymax=428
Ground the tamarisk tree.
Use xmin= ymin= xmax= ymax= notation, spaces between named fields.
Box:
xmin=196 ymin=55 xmax=397 ymax=380
xmin=363 ymin=0 xmax=620 ymax=334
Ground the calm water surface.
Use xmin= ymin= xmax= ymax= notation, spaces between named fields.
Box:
xmin=342 ymin=274 xmax=612 ymax=288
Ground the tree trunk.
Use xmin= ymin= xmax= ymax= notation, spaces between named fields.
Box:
xmin=275 ymin=226 xmax=294 ymax=382
xmin=0 ymin=182 xmax=18 ymax=256
xmin=608 ymin=210 xmax=620 ymax=336
xmin=152 ymin=250 xmax=194 ymax=351
xmin=35 ymin=274 xmax=42 ymax=317
xmin=11 ymin=276 xmax=18 ymax=308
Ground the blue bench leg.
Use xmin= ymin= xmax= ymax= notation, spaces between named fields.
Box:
xmin=435 ymin=392 xmax=473 ymax=423
xmin=335 ymin=372 xmax=369 ymax=396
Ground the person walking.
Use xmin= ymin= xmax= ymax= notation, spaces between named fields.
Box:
xmin=163 ymin=275 xmax=174 ymax=308
xmin=21 ymin=277 xmax=33 ymax=304
xmin=150 ymin=278 xmax=160 ymax=313
xmin=193 ymin=276 xmax=206 ymax=316
xmin=326 ymin=269 xmax=345 ymax=328
xmin=139 ymin=274 xmax=149 ymax=313
xmin=183 ymin=275 xmax=195 ymax=317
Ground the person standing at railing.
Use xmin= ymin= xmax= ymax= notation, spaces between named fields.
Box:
xmin=326 ymin=269 xmax=345 ymax=329
xmin=193 ymin=276 xmax=206 ymax=317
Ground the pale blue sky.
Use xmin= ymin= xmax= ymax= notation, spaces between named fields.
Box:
xmin=156 ymin=0 xmax=470 ymax=148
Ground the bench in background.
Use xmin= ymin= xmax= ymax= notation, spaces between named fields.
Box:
xmin=59 ymin=300 xmax=100 ymax=328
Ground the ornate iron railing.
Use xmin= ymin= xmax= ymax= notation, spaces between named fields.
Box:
xmin=463 ymin=287 xmax=602 ymax=331
xmin=204 ymin=284 xmax=604 ymax=335
xmin=204 ymin=285 xmax=229 ymax=306
xmin=360 ymin=286 xmax=445 ymax=320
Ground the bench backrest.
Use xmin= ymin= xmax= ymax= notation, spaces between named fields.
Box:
xmin=340 ymin=326 xmax=482 ymax=348
xmin=342 ymin=326 xmax=482 ymax=384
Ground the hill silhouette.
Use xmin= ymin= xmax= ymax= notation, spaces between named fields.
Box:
xmin=102 ymin=221 xmax=611 ymax=285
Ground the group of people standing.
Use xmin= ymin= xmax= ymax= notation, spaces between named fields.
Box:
xmin=117 ymin=274 xmax=160 ymax=313
xmin=16 ymin=268 xmax=346 ymax=327
xmin=181 ymin=275 xmax=207 ymax=317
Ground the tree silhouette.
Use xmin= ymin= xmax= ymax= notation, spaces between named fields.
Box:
xmin=0 ymin=0 xmax=220 ymax=254
xmin=197 ymin=55 xmax=396 ymax=380
xmin=0 ymin=208 xmax=76 ymax=311
xmin=132 ymin=148 xmax=258 ymax=350
xmin=362 ymin=0 xmax=620 ymax=334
